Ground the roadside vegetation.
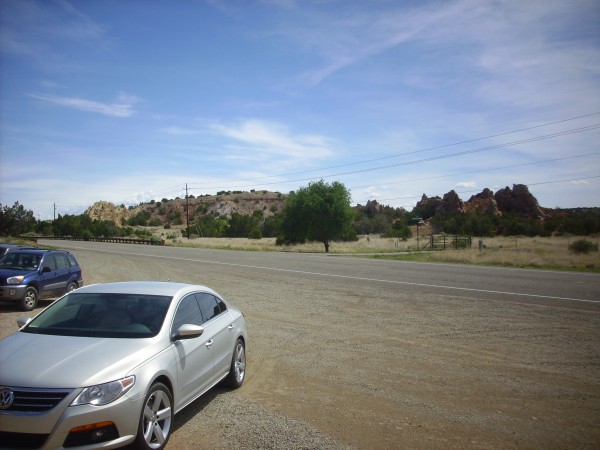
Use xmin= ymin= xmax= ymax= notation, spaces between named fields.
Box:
xmin=151 ymin=233 xmax=598 ymax=272
xmin=1 ymin=180 xmax=599 ymax=271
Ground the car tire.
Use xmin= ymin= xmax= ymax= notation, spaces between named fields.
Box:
xmin=226 ymin=339 xmax=246 ymax=388
xmin=135 ymin=382 xmax=173 ymax=450
xmin=67 ymin=282 xmax=78 ymax=292
xmin=21 ymin=286 xmax=38 ymax=311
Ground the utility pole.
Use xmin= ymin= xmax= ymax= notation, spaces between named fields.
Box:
xmin=53 ymin=203 xmax=56 ymax=221
xmin=185 ymin=184 xmax=190 ymax=240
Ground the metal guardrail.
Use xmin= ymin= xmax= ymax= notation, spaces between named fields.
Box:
xmin=24 ymin=236 xmax=165 ymax=246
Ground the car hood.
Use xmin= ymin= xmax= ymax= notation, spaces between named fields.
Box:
xmin=0 ymin=268 xmax=37 ymax=279
xmin=0 ymin=332 xmax=167 ymax=388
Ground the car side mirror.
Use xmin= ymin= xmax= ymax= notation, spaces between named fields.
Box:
xmin=42 ymin=266 xmax=52 ymax=273
xmin=173 ymin=324 xmax=204 ymax=341
xmin=17 ymin=317 xmax=32 ymax=328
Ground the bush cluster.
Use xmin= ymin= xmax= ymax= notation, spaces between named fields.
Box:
xmin=568 ymin=239 xmax=599 ymax=254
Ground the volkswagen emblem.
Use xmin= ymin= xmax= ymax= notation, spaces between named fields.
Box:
xmin=0 ymin=387 xmax=15 ymax=409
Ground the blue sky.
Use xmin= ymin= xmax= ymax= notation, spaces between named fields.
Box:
xmin=1 ymin=0 xmax=599 ymax=220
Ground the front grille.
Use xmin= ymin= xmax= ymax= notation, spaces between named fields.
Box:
xmin=0 ymin=431 xmax=49 ymax=449
xmin=3 ymin=387 xmax=73 ymax=413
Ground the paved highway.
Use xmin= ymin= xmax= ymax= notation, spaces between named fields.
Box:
xmin=43 ymin=239 xmax=600 ymax=312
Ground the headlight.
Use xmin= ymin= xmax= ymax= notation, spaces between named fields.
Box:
xmin=7 ymin=276 xmax=24 ymax=284
xmin=71 ymin=376 xmax=135 ymax=406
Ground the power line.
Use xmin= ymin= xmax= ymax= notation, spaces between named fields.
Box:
xmin=347 ymin=152 xmax=600 ymax=191
xmin=55 ymin=112 xmax=599 ymax=209
xmin=188 ymin=123 xmax=600 ymax=191
xmin=187 ymin=111 xmax=600 ymax=187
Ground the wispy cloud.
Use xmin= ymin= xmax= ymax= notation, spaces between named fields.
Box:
xmin=280 ymin=2 xmax=451 ymax=86
xmin=210 ymin=119 xmax=336 ymax=160
xmin=159 ymin=126 xmax=201 ymax=136
xmin=0 ymin=0 xmax=112 ymax=67
xmin=278 ymin=0 xmax=600 ymax=121
xmin=28 ymin=92 xmax=140 ymax=117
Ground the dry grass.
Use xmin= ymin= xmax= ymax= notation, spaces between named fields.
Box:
xmin=391 ymin=235 xmax=600 ymax=272
xmin=158 ymin=227 xmax=600 ymax=272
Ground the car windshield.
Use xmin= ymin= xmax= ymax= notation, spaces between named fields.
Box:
xmin=21 ymin=292 xmax=172 ymax=338
xmin=0 ymin=252 xmax=42 ymax=271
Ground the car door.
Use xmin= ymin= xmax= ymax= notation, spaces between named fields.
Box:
xmin=195 ymin=293 xmax=236 ymax=381
xmin=38 ymin=254 xmax=61 ymax=297
xmin=51 ymin=253 xmax=71 ymax=294
xmin=171 ymin=294 xmax=215 ymax=408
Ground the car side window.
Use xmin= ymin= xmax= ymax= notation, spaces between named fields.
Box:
xmin=55 ymin=254 xmax=69 ymax=270
xmin=195 ymin=293 xmax=221 ymax=323
xmin=43 ymin=255 xmax=57 ymax=271
xmin=216 ymin=296 xmax=227 ymax=313
xmin=66 ymin=254 xmax=78 ymax=268
xmin=171 ymin=295 xmax=203 ymax=334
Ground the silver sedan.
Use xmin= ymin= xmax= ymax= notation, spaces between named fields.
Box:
xmin=0 ymin=281 xmax=248 ymax=449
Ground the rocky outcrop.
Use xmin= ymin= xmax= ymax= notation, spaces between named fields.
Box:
xmin=356 ymin=200 xmax=407 ymax=218
xmin=85 ymin=192 xmax=286 ymax=226
xmin=414 ymin=194 xmax=442 ymax=218
xmin=85 ymin=201 xmax=135 ymax=224
xmin=493 ymin=184 xmax=547 ymax=218
xmin=437 ymin=190 xmax=464 ymax=214
xmin=465 ymin=188 xmax=500 ymax=216
xmin=416 ymin=185 xmax=546 ymax=220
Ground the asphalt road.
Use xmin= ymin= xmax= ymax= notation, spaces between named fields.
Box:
xmin=10 ymin=239 xmax=598 ymax=449
xmin=43 ymin=239 xmax=600 ymax=312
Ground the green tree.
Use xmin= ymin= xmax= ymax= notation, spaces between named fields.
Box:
xmin=0 ymin=202 xmax=37 ymax=236
xmin=261 ymin=214 xmax=281 ymax=237
xmin=280 ymin=180 xmax=353 ymax=252
xmin=225 ymin=212 xmax=259 ymax=238
xmin=194 ymin=214 xmax=228 ymax=237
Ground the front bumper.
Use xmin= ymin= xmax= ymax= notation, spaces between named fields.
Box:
xmin=0 ymin=387 xmax=142 ymax=449
xmin=0 ymin=285 xmax=27 ymax=301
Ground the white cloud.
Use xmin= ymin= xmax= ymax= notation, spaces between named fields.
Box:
xmin=159 ymin=126 xmax=201 ymax=136
xmin=455 ymin=181 xmax=476 ymax=190
xmin=28 ymin=92 xmax=140 ymax=117
xmin=210 ymin=119 xmax=336 ymax=160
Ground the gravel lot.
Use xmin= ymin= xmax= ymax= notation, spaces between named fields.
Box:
xmin=1 ymin=244 xmax=599 ymax=449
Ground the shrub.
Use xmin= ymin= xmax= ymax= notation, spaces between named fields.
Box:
xmin=248 ymin=228 xmax=262 ymax=240
xmin=568 ymin=238 xmax=598 ymax=254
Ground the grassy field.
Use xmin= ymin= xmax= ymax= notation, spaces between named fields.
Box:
xmin=160 ymin=230 xmax=600 ymax=272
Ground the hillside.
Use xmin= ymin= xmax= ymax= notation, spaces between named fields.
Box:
xmin=84 ymin=184 xmax=594 ymax=228
xmin=86 ymin=191 xmax=285 ymax=226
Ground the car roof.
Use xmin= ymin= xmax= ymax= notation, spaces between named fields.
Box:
xmin=0 ymin=244 xmax=38 ymax=250
xmin=6 ymin=249 xmax=72 ymax=254
xmin=5 ymin=249 xmax=50 ymax=255
xmin=75 ymin=281 xmax=217 ymax=297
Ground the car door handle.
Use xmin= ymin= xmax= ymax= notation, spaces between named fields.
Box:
xmin=206 ymin=340 xmax=214 ymax=348
xmin=228 ymin=324 xmax=234 ymax=331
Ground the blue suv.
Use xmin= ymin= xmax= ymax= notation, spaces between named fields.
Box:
xmin=0 ymin=249 xmax=84 ymax=311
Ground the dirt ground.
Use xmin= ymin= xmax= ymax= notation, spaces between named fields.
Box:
xmin=1 ymin=247 xmax=599 ymax=449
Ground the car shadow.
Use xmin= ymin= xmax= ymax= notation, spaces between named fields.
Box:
xmin=121 ymin=384 xmax=230 ymax=449
xmin=172 ymin=384 xmax=230 ymax=432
